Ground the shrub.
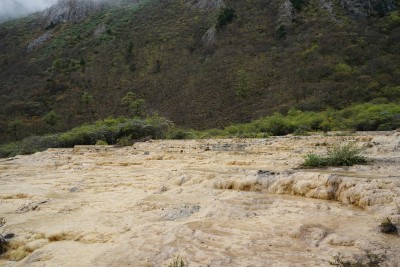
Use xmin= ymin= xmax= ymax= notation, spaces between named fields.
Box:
xmin=0 ymin=142 xmax=20 ymax=158
xmin=167 ymin=256 xmax=188 ymax=267
xmin=115 ymin=135 xmax=133 ymax=147
xmin=168 ymin=129 xmax=193 ymax=139
xmin=275 ymin=25 xmax=287 ymax=39
xmin=216 ymin=8 xmax=236 ymax=30
xmin=303 ymin=153 xmax=329 ymax=167
xmin=0 ymin=116 xmax=172 ymax=157
xmin=95 ymin=140 xmax=108 ymax=145
xmin=327 ymin=143 xmax=367 ymax=166
xmin=302 ymin=143 xmax=367 ymax=167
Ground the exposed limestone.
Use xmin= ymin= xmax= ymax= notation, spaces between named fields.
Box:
xmin=202 ymin=25 xmax=217 ymax=46
xmin=185 ymin=0 xmax=225 ymax=10
xmin=0 ymin=132 xmax=399 ymax=265
xmin=278 ymin=0 xmax=293 ymax=27
xmin=41 ymin=0 xmax=108 ymax=28
xmin=27 ymin=31 xmax=53 ymax=52
xmin=341 ymin=0 xmax=398 ymax=17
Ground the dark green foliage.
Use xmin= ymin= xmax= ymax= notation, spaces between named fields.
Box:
xmin=121 ymin=92 xmax=146 ymax=117
xmin=216 ymin=8 xmax=236 ymax=30
xmin=167 ymin=129 xmax=194 ymax=139
xmin=0 ymin=116 xmax=172 ymax=157
xmin=275 ymin=25 xmax=287 ymax=39
xmin=115 ymin=135 xmax=133 ymax=147
xmin=290 ymin=0 xmax=307 ymax=11
xmin=303 ymin=143 xmax=367 ymax=168
xmin=42 ymin=111 xmax=59 ymax=127
xmin=7 ymin=119 xmax=23 ymax=141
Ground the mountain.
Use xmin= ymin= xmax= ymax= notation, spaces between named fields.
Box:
xmin=0 ymin=0 xmax=399 ymax=142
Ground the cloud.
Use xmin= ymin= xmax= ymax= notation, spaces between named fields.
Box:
xmin=0 ymin=0 xmax=58 ymax=21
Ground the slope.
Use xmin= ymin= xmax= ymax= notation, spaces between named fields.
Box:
xmin=0 ymin=0 xmax=399 ymax=143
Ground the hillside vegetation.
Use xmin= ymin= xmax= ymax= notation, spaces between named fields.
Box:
xmin=1 ymin=103 xmax=399 ymax=157
xmin=0 ymin=0 xmax=399 ymax=143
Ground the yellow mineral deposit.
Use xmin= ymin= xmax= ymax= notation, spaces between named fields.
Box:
xmin=0 ymin=132 xmax=399 ymax=266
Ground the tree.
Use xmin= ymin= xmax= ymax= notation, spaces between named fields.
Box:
xmin=121 ymin=92 xmax=145 ymax=117
xmin=7 ymin=119 xmax=23 ymax=141
xmin=235 ymin=69 xmax=251 ymax=99
xmin=216 ymin=8 xmax=236 ymax=30
xmin=81 ymin=91 xmax=93 ymax=106
xmin=42 ymin=111 xmax=59 ymax=128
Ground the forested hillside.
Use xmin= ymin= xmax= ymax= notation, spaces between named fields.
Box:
xmin=0 ymin=0 xmax=399 ymax=143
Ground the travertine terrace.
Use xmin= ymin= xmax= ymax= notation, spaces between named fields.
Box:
xmin=0 ymin=132 xmax=399 ymax=266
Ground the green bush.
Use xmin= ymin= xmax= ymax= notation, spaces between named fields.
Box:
xmin=0 ymin=142 xmax=19 ymax=158
xmin=0 ymin=116 xmax=172 ymax=157
xmin=168 ymin=129 xmax=193 ymax=139
xmin=95 ymin=140 xmax=108 ymax=145
xmin=302 ymin=143 xmax=367 ymax=167
xmin=115 ymin=135 xmax=133 ymax=147
xmin=167 ymin=256 xmax=188 ymax=267
xmin=327 ymin=143 xmax=367 ymax=166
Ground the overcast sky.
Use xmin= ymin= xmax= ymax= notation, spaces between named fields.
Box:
xmin=0 ymin=0 xmax=58 ymax=21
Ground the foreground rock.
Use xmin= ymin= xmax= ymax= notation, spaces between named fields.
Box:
xmin=0 ymin=132 xmax=399 ymax=266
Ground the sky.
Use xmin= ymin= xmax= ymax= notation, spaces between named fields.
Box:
xmin=0 ymin=0 xmax=58 ymax=21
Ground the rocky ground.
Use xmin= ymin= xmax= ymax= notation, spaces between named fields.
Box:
xmin=0 ymin=132 xmax=399 ymax=266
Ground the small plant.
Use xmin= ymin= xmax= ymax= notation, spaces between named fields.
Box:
xmin=303 ymin=143 xmax=367 ymax=167
xmin=303 ymin=153 xmax=329 ymax=167
xmin=167 ymin=256 xmax=188 ymax=267
xmin=328 ymin=250 xmax=386 ymax=266
xmin=115 ymin=135 xmax=133 ymax=147
xmin=379 ymin=218 xmax=398 ymax=234
xmin=95 ymin=140 xmax=108 ymax=145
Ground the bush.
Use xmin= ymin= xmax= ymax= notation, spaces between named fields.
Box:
xmin=216 ymin=8 xmax=236 ymax=30
xmin=0 ymin=116 xmax=172 ymax=157
xmin=115 ymin=135 xmax=133 ymax=147
xmin=0 ymin=142 xmax=20 ymax=158
xmin=168 ymin=129 xmax=193 ymax=139
xmin=95 ymin=140 xmax=108 ymax=145
xmin=303 ymin=143 xmax=367 ymax=167
xmin=167 ymin=256 xmax=188 ymax=267
xmin=327 ymin=143 xmax=367 ymax=166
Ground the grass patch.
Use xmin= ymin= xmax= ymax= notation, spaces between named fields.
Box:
xmin=303 ymin=143 xmax=367 ymax=167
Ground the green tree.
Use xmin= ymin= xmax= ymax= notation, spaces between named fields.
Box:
xmin=235 ymin=69 xmax=251 ymax=99
xmin=121 ymin=92 xmax=145 ymax=117
xmin=7 ymin=119 xmax=23 ymax=141
xmin=42 ymin=111 xmax=59 ymax=128
xmin=216 ymin=8 xmax=236 ymax=30
xmin=81 ymin=91 xmax=93 ymax=106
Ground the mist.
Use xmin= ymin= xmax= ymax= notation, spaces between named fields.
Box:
xmin=0 ymin=0 xmax=58 ymax=21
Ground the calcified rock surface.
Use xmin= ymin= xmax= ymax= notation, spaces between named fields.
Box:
xmin=0 ymin=132 xmax=400 ymax=266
